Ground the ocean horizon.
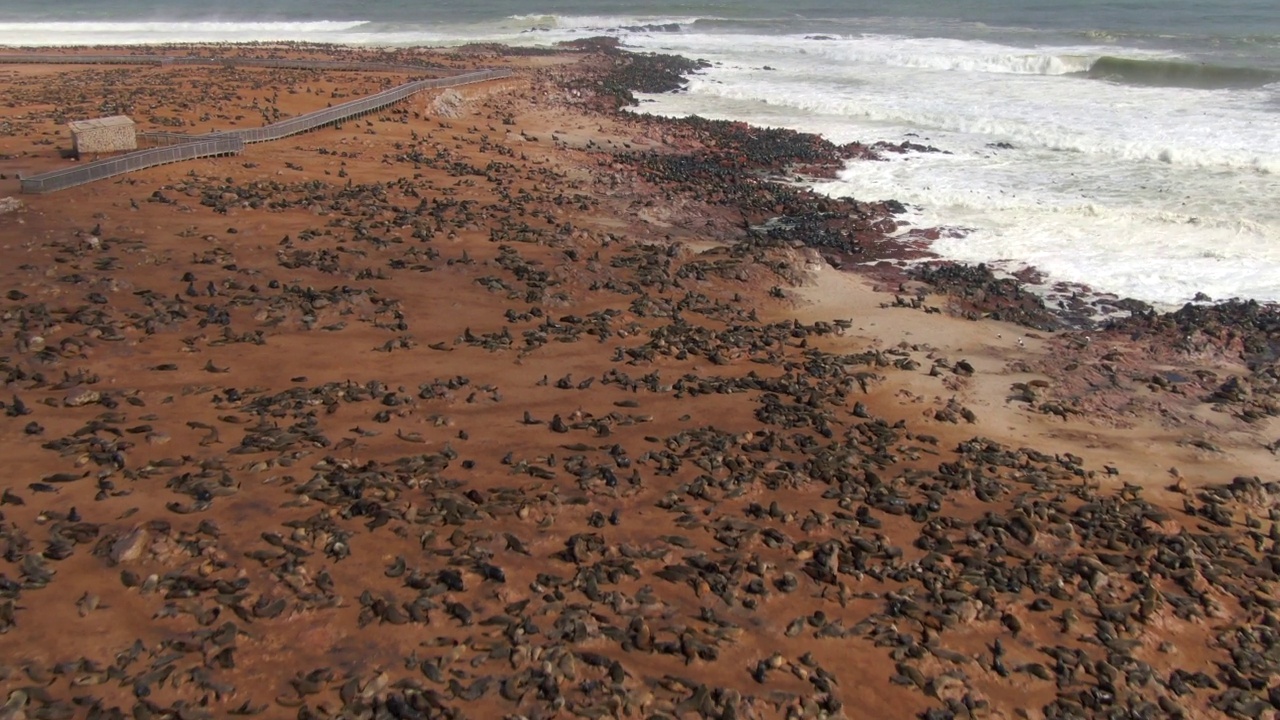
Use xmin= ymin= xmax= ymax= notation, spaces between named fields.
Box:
xmin=1 ymin=0 xmax=1276 ymax=307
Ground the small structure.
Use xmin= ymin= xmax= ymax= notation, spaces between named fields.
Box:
xmin=68 ymin=115 xmax=136 ymax=155
xmin=430 ymin=89 xmax=465 ymax=118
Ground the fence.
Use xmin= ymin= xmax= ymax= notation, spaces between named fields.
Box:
xmin=19 ymin=137 xmax=245 ymax=194
xmin=136 ymin=131 xmax=206 ymax=147
xmin=18 ymin=67 xmax=512 ymax=194
xmin=208 ymin=69 xmax=508 ymax=144
xmin=170 ymin=57 xmax=447 ymax=74
xmin=140 ymin=68 xmax=510 ymax=147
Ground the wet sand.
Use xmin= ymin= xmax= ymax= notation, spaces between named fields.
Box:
xmin=0 ymin=43 xmax=1278 ymax=720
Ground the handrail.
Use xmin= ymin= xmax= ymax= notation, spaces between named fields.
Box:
xmin=136 ymin=131 xmax=206 ymax=146
xmin=141 ymin=68 xmax=508 ymax=146
xmin=172 ymin=57 xmax=446 ymax=74
xmin=216 ymin=69 xmax=508 ymax=144
xmin=18 ymin=67 xmax=512 ymax=193
xmin=19 ymin=137 xmax=244 ymax=194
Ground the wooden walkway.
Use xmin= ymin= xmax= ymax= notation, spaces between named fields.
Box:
xmin=13 ymin=58 xmax=511 ymax=193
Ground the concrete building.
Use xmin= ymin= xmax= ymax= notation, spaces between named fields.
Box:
xmin=69 ymin=115 xmax=137 ymax=155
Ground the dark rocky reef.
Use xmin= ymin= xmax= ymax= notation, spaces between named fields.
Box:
xmin=1106 ymin=299 xmax=1280 ymax=362
xmin=561 ymin=38 xmax=710 ymax=108
xmin=911 ymin=262 xmax=1061 ymax=331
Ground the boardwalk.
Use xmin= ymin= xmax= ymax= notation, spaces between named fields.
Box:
xmin=13 ymin=58 xmax=511 ymax=193
xmin=149 ymin=69 xmax=509 ymax=146
xmin=16 ymin=138 xmax=245 ymax=194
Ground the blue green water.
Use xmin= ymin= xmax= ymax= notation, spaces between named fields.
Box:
xmin=1 ymin=0 xmax=1276 ymax=72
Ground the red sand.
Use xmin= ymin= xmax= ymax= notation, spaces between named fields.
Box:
xmin=0 ymin=46 xmax=1276 ymax=720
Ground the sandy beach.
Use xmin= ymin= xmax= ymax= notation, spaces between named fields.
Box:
xmin=0 ymin=42 xmax=1277 ymax=720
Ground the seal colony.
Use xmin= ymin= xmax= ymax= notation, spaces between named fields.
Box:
xmin=1 ymin=40 xmax=1279 ymax=720
xmin=9 ymin=53 xmax=509 ymax=193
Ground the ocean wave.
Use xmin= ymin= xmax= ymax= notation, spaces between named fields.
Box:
xmin=0 ymin=14 xmax=705 ymax=47
xmin=0 ymin=20 xmax=370 ymax=45
xmin=670 ymin=78 xmax=1280 ymax=174
xmin=502 ymin=13 xmax=704 ymax=32
xmin=623 ymin=30 xmax=1277 ymax=91
xmin=837 ymin=49 xmax=1280 ymax=88
xmin=626 ymin=32 xmax=1131 ymax=78
xmin=1080 ymin=28 xmax=1280 ymax=46
xmin=821 ymin=45 xmax=1097 ymax=76
xmin=817 ymin=168 xmax=1280 ymax=306
xmin=1084 ymin=55 xmax=1280 ymax=89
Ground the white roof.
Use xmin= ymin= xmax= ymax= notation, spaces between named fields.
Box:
xmin=68 ymin=115 xmax=135 ymax=132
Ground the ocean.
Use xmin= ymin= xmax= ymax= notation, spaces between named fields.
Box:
xmin=1 ymin=0 xmax=1277 ymax=307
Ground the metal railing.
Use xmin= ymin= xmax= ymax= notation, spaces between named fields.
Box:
xmin=136 ymin=131 xmax=207 ymax=147
xmin=171 ymin=57 xmax=447 ymax=74
xmin=19 ymin=137 xmax=245 ymax=194
xmin=137 ymin=68 xmax=508 ymax=146
xmin=18 ymin=67 xmax=512 ymax=194
xmin=212 ymin=69 xmax=508 ymax=144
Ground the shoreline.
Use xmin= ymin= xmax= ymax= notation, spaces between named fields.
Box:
xmin=0 ymin=41 xmax=1277 ymax=720
xmin=4 ymin=45 xmax=1260 ymax=319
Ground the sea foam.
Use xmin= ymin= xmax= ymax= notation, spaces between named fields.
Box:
xmin=620 ymin=29 xmax=1280 ymax=304
xmin=2 ymin=14 xmax=1275 ymax=304
xmin=0 ymin=20 xmax=370 ymax=46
